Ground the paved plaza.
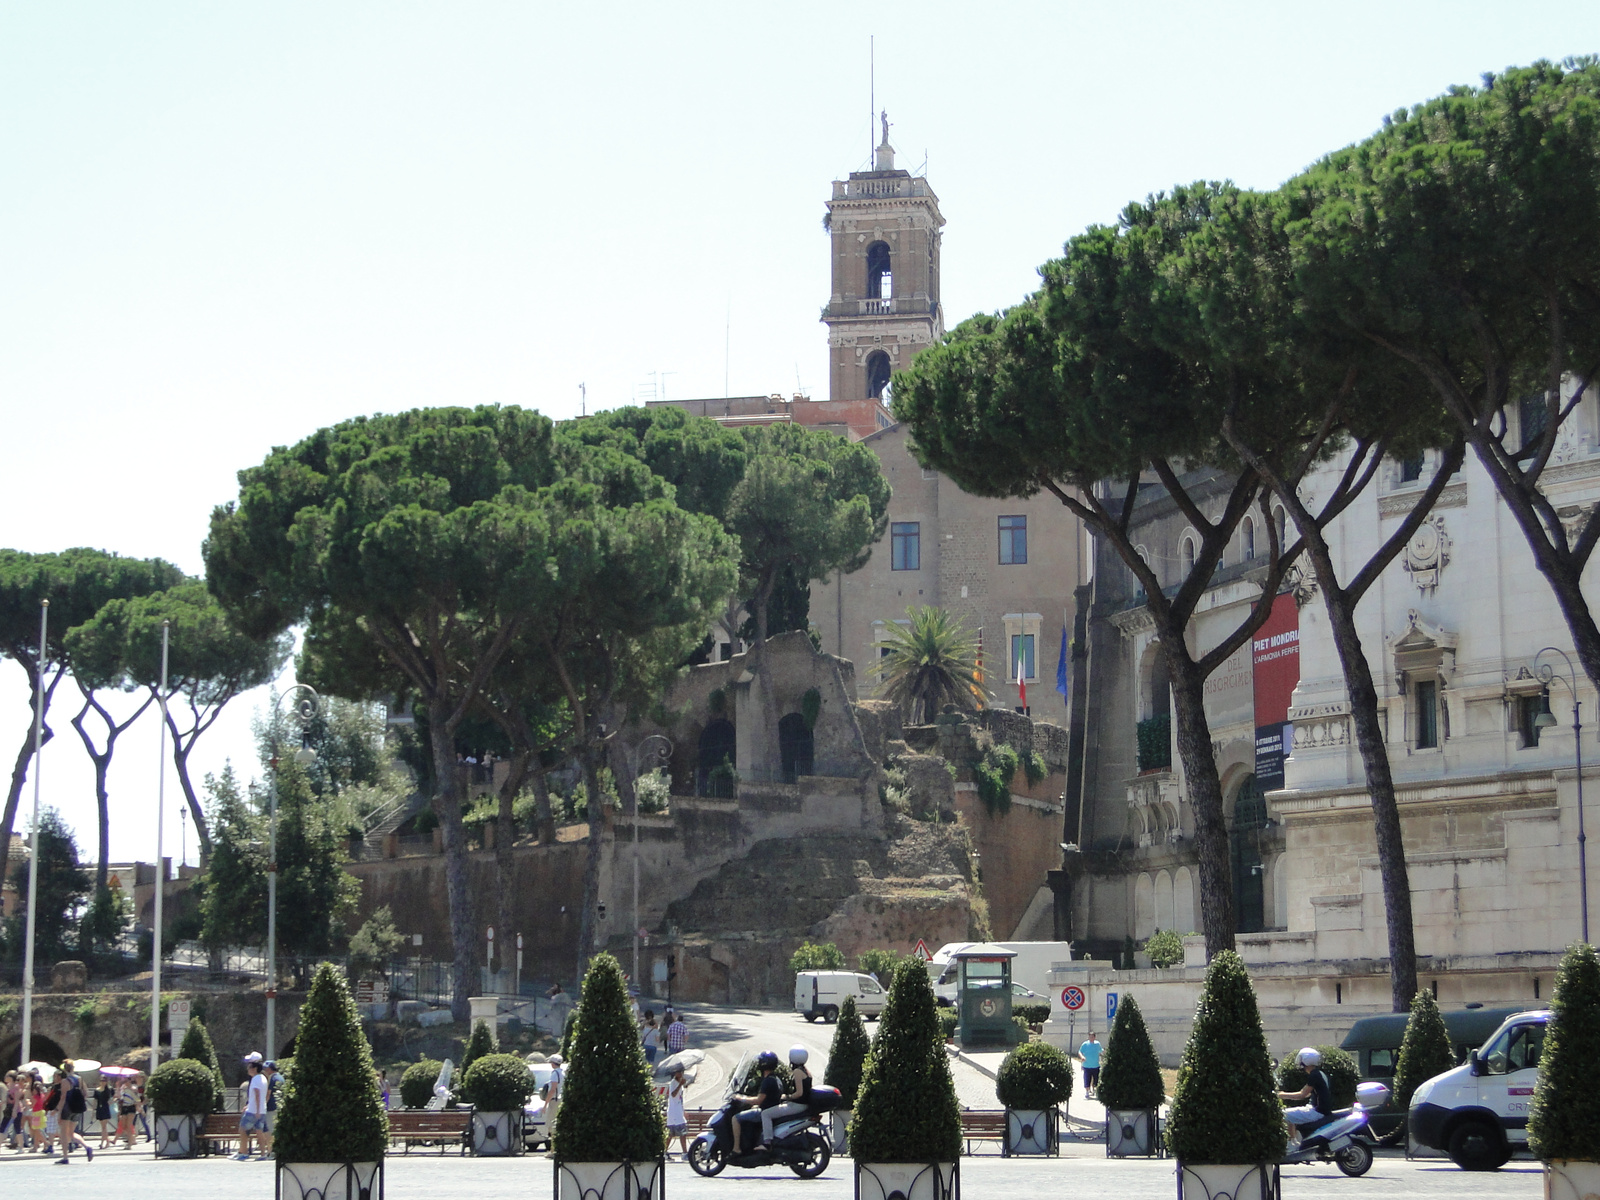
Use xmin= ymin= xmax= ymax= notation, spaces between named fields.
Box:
xmin=0 ymin=1146 xmax=1545 ymax=1200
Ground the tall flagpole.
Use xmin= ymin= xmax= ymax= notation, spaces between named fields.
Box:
xmin=150 ymin=620 xmax=170 ymax=1076
xmin=20 ymin=599 xmax=49 ymax=1072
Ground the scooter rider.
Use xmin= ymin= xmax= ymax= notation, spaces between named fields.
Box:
xmin=731 ymin=1052 xmax=783 ymax=1156
xmin=1278 ymin=1047 xmax=1333 ymax=1145
xmin=761 ymin=1046 xmax=813 ymax=1147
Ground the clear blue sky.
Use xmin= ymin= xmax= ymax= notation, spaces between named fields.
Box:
xmin=2 ymin=1 xmax=1595 ymax=864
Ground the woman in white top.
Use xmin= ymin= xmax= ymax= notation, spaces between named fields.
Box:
xmin=641 ymin=1012 xmax=660 ymax=1065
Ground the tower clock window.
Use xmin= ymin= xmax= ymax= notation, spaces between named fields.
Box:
xmin=866 ymin=350 xmax=892 ymax=400
xmin=866 ymin=241 xmax=892 ymax=300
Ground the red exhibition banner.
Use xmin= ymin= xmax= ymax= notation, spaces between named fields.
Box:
xmin=1252 ymin=591 xmax=1300 ymax=790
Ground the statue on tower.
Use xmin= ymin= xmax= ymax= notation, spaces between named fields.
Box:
xmin=880 ymin=109 xmax=891 ymax=147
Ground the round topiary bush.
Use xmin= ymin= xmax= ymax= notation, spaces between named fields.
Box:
xmin=850 ymin=958 xmax=962 ymax=1163
xmin=1531 ymin=942 xmax=1600 ymax=1161
xmin=176 ymin=1016 xmax=225 ymax=1112
xmin=146 ymin=1059 xmax=217 ymax=1116
xmin=1276 ymin=1044 xmax=1358 ymax=1110
xmin=1096 ymin=993 xmax=1165 ymax=1112
xmin=552 ymin=952 xmax=664 ymax=1163
xmin=995 ymin=1041 xmax=1074 ymax=1110
xmin=401 ymin=1060 xmax=444 ymax=1109
xmin=463 ymin=1053 xmax=537 ymax=1112
xmin=1165 ymin=950 xmax=1286 ymax=1165
xmin=823 ymin=995 xmax=870 ymax=1108
xmin=1392 ymin=988 xmax=1453 ymax=1122
xmin=273 ymin=962 xmax=389 ymax=1162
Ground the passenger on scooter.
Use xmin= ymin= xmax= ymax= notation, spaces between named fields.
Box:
xmin=760 ymin=1046 xmax=813 ymax=1147
xmin=731 ymin=1051 xmax=783 ymax=1156
xmin=1277 ymin=1047 xmax=1333 ymax=1145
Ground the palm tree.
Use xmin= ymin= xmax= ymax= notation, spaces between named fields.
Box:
xmin=876 ymin=606 xmax=991 ymax=723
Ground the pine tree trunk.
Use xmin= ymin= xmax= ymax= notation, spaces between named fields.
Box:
xmin=575 ymin=749 xmax=607 ymax=982
xmin=532 ymin=769 xmax=556 ymax=845
xmin=494 ymin=755 xmax=529 ymax=972
xmin=1165 ymin=644 xmax=1236 ymax=957
xmin=0 ymin=667 xmax=55 ymax=893
xmin=429 ymin=701 xmax=476 ymax=1022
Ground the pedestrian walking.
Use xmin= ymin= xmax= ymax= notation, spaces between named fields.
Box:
xmin=94 ymin=1077 xmax=114 ymax=1148
xmin=665 ymin=1067 xmax=691 ymax=1159
xmin=54 ymin=1059 xmax=92 ymax=1164
xmin=115 ymin=1077 xmax=140 ymax=1149
xmin=664 ymin=1012 xmax=689 ymax=1055
xmin=542 ymin=1053 xmax=564 ymax=1156
xmin=236 ymin=1054 xmax=271 ymax=1160
xmin=641 ymin=1010 xmax=659 ymax=1065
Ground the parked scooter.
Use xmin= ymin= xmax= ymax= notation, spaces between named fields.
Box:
xmin=687 ymin=1052 xmax=839 ymax=1180
xmin=1283 ymin=1082 xmax=1389 ymax=1177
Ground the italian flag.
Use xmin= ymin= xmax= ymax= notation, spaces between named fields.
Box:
xmin=1016 ymin=652 xmax=1027 ymax=710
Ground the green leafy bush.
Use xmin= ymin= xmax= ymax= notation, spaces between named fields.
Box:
xmin=858 ymin=948 xmax=919 ymax=980
xmin=273 ymin=962 xmax=389 ymax=1162
xmin=1144 ymin=929 xmax=1185 ymax=969
xmin=1165 ymin=950 xmax=1285 ymax=1164
xmin=635 ymin=769 xmax=671 ymax=813
xmin=176 ymin=1017 xmax=225 ymax=1112
xmin=851 ymin=959 xmax=962 ymax=1163
xmin=790 ymin=941 xmax=847 ymax=973
xmin=972 ymin=744 xmax=1018 ymax=815
xmin=824 ymin=995 xmax=871 ymax=1108
xmin=461 ymin=1020 xmax=497 ymax=1080
xmin=1016 ymin=1003 xmax=1052 ymax=1025
xmin=1392 ymin=988 xmax=1453 ymax=1118
xmin=1097 ymin=994 xmax=1164 ymax=1111
xmin=348 ymin=906 xmax=405 ymax=982
xmin=939 ymin=1009 xmax=958 ymax=1041
xmin=996 ymin=1041 xmax=1073 ymax=1109
xmin=463 ymin=1053 xmax=536 ymax=1112
xmin=1023 ymin=751 xmax=1046 ymax=787
xmin=1276 ymin=1045 xmax=1358 ymax=1109
xmin=552 ymin=952 xmax=664 ymax=1162
xmin=401 ymin=1059 xmax=444 ymax=1109
xmin=1531 ymin=942 xmax=1600 ymax=1160
xmin=145 ymin=1059 xmax=216 ymax=1116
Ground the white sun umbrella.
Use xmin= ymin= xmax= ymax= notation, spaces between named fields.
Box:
xmin=70 ymin=1059 xmax=102 ymax=1074
xmin=655 ymin=1048 xmax=705 ymax=1079
xmin=21 ymin=1061 xmax=56 ymax=1082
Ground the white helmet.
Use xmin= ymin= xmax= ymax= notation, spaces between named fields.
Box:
xmin=789 ymin=1045 xmax=809 ymax=1066
xmin=1297 ymin=1047 xmax=1321 ymax=1068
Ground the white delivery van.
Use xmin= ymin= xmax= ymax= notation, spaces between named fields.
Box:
xmin=794 ymin=971 xmax=886 ymax=1022
xmin=1409 ymin=1008 xmax=1549 ymax=1170
xmin=925 ymin=942 xmax=1072 ymax=1007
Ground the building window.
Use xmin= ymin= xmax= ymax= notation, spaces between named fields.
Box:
xmin=1519 ymin=688 xmax=1551 ymax=749
xmin=1010 ymin=633 xmax=1036 ymax=682
xmin=1416 ymin=680 xmax=1439 ymax=749
xmin=866 ymin=350 xmax=891 ymax=400
xmin=1520 ymin=391 xmax=1551 ymax=452
xmin=1180 ymin=535 xmax=1197 ymax=576
xmin=1273 ymin=506 xmax=1287 ymax=547
xmin=891 ymin=522 xmax=920 ymax=570
xmin=999 ymin=515 xmax=1027 ymax=564
xmin=1242 ymin=516 xmax=1256 ymax=562
xmin=1400 ymin=454 xmax=1424 ymax=483
xmin=866 ymin=240 xmax=892 ymax=300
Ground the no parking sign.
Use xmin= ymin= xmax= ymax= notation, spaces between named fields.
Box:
xmin=1061 ymin=986 xmax=1085 ymax=1011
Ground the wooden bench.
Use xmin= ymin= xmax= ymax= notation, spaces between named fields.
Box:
xmin=959 ymin=1110 xmax=1008 ymax=1155
xmin=197 ymin=1113 xmax=243 ymax=1155
xmin=387 ymin=1109 xmax=472 ymax=1155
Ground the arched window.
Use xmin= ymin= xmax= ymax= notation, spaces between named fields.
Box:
xmin=1180 ymin=535 xmax=1197 ymax=577
xmin=1174 ymin=865 xmax=1196 ymax=934
xmin=696 ymin=720 xmax=737 ymax=797
xmin=778 ymin=713 xmax=815 ymax=783
xmin=1154 ymin=869 xmax=1175 ymax=933
xmin=1231 ymin=774 xmax=1268 ymax=934
xmin=866 ymin=240 xmax=892 ymax=300
xmin=1134 ymin=873 xmax=1156 ymax=940
xmin=1242 ymin=516 xmax=1256 ymax=561
xmin=1273 ymin=506 xmax=1287 ymax=548
xmin=866 ymin=350 xmax=892 ymax=400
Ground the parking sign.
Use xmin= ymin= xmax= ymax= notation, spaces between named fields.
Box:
xmin=1107 ymin=992 xmax=1119 ymax=1021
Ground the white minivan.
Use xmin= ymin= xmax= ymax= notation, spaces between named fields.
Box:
xmin=1409 ymin=1008 xmax=1549 ymax=1170
xmin=794 ymin=971 xmax=886 ymax=1023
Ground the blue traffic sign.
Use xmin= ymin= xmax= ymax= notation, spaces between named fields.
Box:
xmin=1107 ymin=992 xmax=1119 ymax=1021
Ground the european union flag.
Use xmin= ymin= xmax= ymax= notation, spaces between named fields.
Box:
xmin=1056 ymin=626 xmax=1069 ymax=703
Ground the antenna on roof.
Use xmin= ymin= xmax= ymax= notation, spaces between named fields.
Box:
xmin=869 ymin=36 xmax=874 ymax=168
xmin=579 ymin=382 xmax=586 ymax=418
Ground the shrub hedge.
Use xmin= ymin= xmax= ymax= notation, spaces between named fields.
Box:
xmin=823 ymin=995 xmax=870 ymax=1108
xmin=995 ymin=1041 xmax=1074 ymax=1109
xmin=401 ymin=1060 xmax=445 ymax=1109
xmin=273 ymin=963 xmax=389 ymax=1162
xmin=1276 ymin=1045 xmax=1358 ymax=1109
xmin=1531 ymin=942 xmax=1600 ymax=1160
xmin=145 ymin=1059 xmax=216 ymax=1116
xmin=1097 ymin=994 xmax=1165 ymax=1111
xmin=850 ymin=959 xmax=962 ymax=1163
xmin=1164 ymin=950 xmax=1286 ymax=1164
xmin=463 ymin=1053 xmax=537 ymax=1112
xmin=176 ymin=1018 xmax=225 ymax=1112
xmin=1392 ymin=988 xmax=1453 ymax=1119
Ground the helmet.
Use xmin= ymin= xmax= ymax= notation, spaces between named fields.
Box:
xmin=757 ymin=1051 xmax=780 ymax=1071
xmin=1297 ymin=1047 xmax=1322 ymax=1068
xmin=788 ymin=1046 xmax=809 ymax=1066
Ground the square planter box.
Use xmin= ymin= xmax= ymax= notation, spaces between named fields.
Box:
xmin=1004 ymin=1109 xmax=1058 ymax=1156
xmin=471 ymin=1110 xmax=522 ymax=1156
xmin=276 ymin=1160 xmax=383 ymax=1200
xmin=154 ymin=1113 xmax=201 ymax=1158
xmin=855 ymin=1161 xmax=960 ymax=1200
xmin=831 ymin=1110 xmax=851 ymax=1154
xmin=1176 ymin=1161 xmax=1279 ymax=1200
xmin=553 ymin=1157 xmax=665 ymax=1200
xmin=1107 ymin=1108 xmax=1161 ymax=1157
xmin=1546 ymin=1160 xmax=1600 ymax=1200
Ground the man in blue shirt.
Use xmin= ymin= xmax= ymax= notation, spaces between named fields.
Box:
xmin=1078 ymin=1032 xmax=1103 ymax=1099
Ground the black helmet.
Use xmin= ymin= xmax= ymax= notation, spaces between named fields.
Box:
xmin=757 ymin=1051 xmax=780 ymax=1071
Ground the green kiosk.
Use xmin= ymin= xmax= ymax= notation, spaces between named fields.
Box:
xmin=954 ymin=943 xmax=1022 ymax=1048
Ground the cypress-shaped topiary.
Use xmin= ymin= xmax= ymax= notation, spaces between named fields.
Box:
xmin=995 ymin=1041 xmax=1073 ymax=1110
xmin=273 ymin=962 xmax=389 ymax=1162
xmin=1392 ymin=988 xmax=1453 ymax=1119
xmin=177 ymin=1016 xmax=225 ymax=1112
xmin=1164 ymin=950 xmax=1286 ymax=1165
xmin=459 ymin=1019 xmax=497 ymax=1103
xmin=552 ymin=952 xmax=664 ymax=1163
xmin=1096 ymin=994 xmax=1165 ymax=1112
xmin=1531 ymin=942 xmax=1600 ymax=1161
xmin=850 ymin=958 xmax=962 ymax=1163
xmin=824 ymin=994 xmax=871 ymax=1108
xmin=1276 ymin=1044 xmax=1358 ymax=1109
xmin=400 ymin=1059 xmax=444 ymax=1109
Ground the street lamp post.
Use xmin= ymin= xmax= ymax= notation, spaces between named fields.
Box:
xmin=151 ymin=620 xmax=170 ymax=1075
xmin=266 ymin=685 xmax=321 ymax=1060
xmin=20 ymin=600 xmax=48 ymax=1073
xmin=1535 ymin=647 xmax=1589 ymax=943
xmin=618 ymin=735 xmax=672 ymax=992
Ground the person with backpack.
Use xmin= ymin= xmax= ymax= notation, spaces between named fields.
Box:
xmin=263 ymin=1060 xmax=283 ymax=1153
xmin=53 ymin=1060 xmax=93 ymax=1164
xmin=237 ymin=1055 xmax=271 ymax=1160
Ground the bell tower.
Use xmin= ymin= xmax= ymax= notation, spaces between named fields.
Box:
xmin=822 ymin=112 xmax=945 ymax=404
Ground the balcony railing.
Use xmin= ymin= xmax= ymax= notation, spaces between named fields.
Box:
xmin=822 ymin=297 xmax=938 ymax=320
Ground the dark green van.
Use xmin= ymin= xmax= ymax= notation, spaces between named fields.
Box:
xmin=1338 ymin=1005 xmax=1541 ymax=1134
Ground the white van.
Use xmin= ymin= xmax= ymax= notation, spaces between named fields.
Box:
xmin=794 ymin=971 xmax=886 ymax=1023
xmin=1409 ymin=1008 xmax=1549 ymax=1170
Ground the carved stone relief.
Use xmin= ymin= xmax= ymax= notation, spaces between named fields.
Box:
xmin=1402 ymin=515 xmax=1452 ymax=593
